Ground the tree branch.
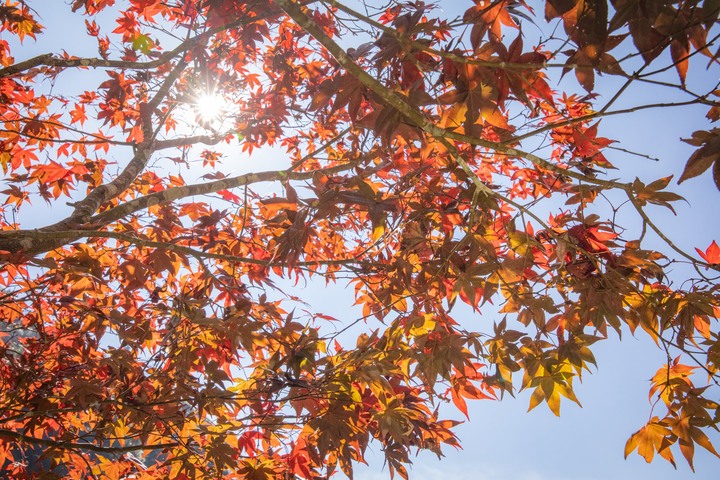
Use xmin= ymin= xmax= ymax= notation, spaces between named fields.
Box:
xmin=0 ymin=428 xmax=177 ymax=454
xmin=0 ymin=161 xmax=359 ymax=257
xmin=49 ymin=59 xmax=188 ymax=230
xmin=0 ymin=2 xmax=317 ymax=79
xmin=0 ymin=229 xmax=372 ymax=270
xmin=155 ymin=134 xmax=227 ymax=150
xmin=90 ymin=160 xmax=359 ymax=226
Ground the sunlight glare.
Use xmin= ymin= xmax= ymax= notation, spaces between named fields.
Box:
xmin=194 ymin=91 xmax=227 ymax=125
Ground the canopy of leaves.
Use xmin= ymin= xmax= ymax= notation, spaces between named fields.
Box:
xmin=0 ymin=0 xmax=718 ymax=478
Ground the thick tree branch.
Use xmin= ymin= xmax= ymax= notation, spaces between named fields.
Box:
xmin=89 ymin=160 xmax=359 ymax=226
xmin=0 ymin=162 xmax=358 ymax=257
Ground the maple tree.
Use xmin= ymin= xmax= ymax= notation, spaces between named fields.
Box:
xmin=0 ymin=0 xmax=719 ymax=477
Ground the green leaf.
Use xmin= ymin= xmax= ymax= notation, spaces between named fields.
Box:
xmin=132 ymin=33 xmax=152 ymax=54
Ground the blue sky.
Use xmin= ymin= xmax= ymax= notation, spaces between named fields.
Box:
xmin=9 ymin=1 xmax=720 ymax=479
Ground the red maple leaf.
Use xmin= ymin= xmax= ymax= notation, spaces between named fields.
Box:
xmin=696 ymin=240 xmax=720 ymax=265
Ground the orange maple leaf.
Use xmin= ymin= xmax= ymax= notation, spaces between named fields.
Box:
xmin=696 ymin=240 xmax=720 ymax=265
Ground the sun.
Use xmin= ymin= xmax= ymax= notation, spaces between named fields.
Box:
xmin=193 ymin=91 xmax=228 ymax=125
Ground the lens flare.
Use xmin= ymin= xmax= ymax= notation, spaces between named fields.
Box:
xmin=194 ymin=91 xmax=227 ymax=124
